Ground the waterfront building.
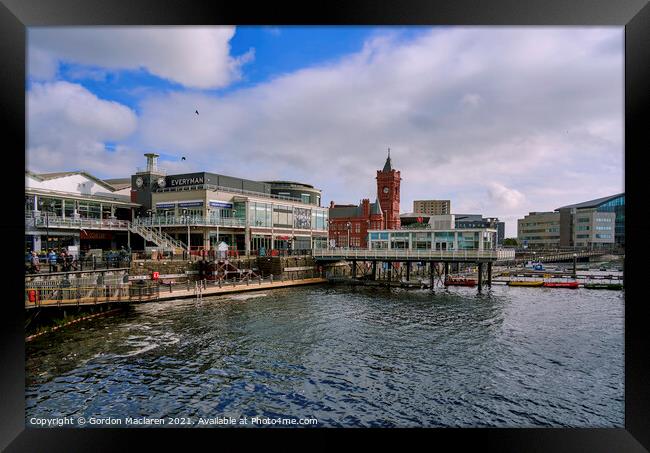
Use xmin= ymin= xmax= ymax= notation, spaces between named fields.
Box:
xmin=264 ymin=181 xmax=322 ymax=207
xmin=455 ymin=214 xmax=505 ymax=246
xmin=556 ymin=193 xmax=624 ymax=249
xmin=517 ymin=212 xmax=561 ymax=249
xmin=367 ymin=227 xmax=497 ymax=251
xmin=328 ymin=199 xmax=383 ymax=248
xmin=517 ymin=193 xmax=624 ymax=250
xmin=25 ymin=171 xmax=139 ymax=253
xmin=413 ymin=199 xmax=451 ymax=215
xmin=328 ymin=151 xmax=401 ymax=247
xmin=131 ymin=153 xmax=329 ymax=254
xmin=400 ymin=213 xmax=456 ymax=230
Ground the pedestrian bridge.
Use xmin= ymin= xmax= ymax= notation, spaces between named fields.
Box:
xmin=312 ymin=248 xmax=516 ymax=262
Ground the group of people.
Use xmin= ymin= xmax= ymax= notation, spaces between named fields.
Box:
xmin=26 ymin=249 xmax=77 ymax=273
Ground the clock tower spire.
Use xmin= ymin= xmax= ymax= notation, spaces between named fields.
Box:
xmin=376 ymin=148 xmax=401 ymax=229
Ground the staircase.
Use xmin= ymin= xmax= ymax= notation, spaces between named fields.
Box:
xmin=129 ymin=221 xmax=187 ymax=254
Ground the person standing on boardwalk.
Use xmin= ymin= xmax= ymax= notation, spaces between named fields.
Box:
xmin=30 ymin=251 xmax=40 ymax=273
xmin=48 ymin=249 xmax=57 ymax=272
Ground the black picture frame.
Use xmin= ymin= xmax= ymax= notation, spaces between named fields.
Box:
xmin=2 ymin=0 xmax=648 ymax=450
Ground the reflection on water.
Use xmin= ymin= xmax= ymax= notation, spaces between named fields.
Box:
xmin=26 ymin=285 xmax=624 ymax=427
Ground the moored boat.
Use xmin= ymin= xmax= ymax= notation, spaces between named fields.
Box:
xmin=584 ymin=283 xmax=623 ymax=290
xmin=507 ymin=280 xmax=544 ymax=287
xmin=444 ymin=278 xmax=477 ymax=287
xmin=543 ymin=281 xmax=579 ymax=289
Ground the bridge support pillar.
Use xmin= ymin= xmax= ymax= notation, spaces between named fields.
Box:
xmin=573 ymin=255 xmax=577 ymax=279
xmin=430 ymin=261 xmax=434 ymax=289
xmin=406 ymin=262 xmax=411 ymax=281
xmin=387 ymin=262 xmax=391 ymax=287
xmin=372 ymin=260 xmax=377 ymax=281
xmin=352 ymin=260 xmax=357 ymax=278
xmin=487 ymin=262 xmax=492 ymax=287
xmin=444 ymin=262 xmax=449 ymax=281
xmin=478 ymin=262 xmax=483 ymax=292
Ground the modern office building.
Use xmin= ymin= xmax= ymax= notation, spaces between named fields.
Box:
xmin=517 ymin=212 xmax=561 ymax=249
xmin=25 ymin=170 xmax=138 ymax=253
xmin=556 ymin=193 xmax=624 ymax=249
xmin=455 ymin=214 xmax=505 ymax=246
xmin=329 ymin=151 xmax=401 ymax=247
xmin=131 ymin=153 xmax=329 ymax=254
xmin=413 ymin=199 xmax=451 ymax=215
xmin=517 ymin=193 xmax=624 ymax=250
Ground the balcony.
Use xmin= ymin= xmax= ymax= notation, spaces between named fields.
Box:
xmin=135 ymin=216 xmax=247 ymax=228
xmin=26 ymin=215 xmax=130 ymax=231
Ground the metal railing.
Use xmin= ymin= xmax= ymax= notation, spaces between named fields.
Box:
xmin=129 ymin=222 xmax=187 ymax=252
xmin=26 ymin=215 xmax=130 ymax=230
xmin=25 ymin=256 xmax=131 ymax=274
xmin=25 ymin=282 xmax=160 ymax=308
xmin=312 ymin=248 xmax=516 ymax=261
xmin=134 ymin=216 xmax=247 ymax=228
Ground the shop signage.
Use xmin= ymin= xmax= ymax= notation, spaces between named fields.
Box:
xmin=209 ymin=200 xmax=233 ymax=208
xmin=170 ymin=176 xmax=204 ymax=187
xmin=80 ymin=230 xmax=113 ymax=240
xmin=178 ymin=201 xmax=204 ymax=207
xmin=155 ymin=203 xmax=176 ymax=209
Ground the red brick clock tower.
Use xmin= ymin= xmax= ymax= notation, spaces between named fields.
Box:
xmin=376 ymin=149 xmax=401 ymax=229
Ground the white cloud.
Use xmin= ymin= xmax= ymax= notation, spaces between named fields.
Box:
xmin=28 ymin=27 xmax=252 ymax=89
xmin=27 ymin=81 xmax=139 ymax=175
xmin=486 ymin=182 xmax=526 ymax=209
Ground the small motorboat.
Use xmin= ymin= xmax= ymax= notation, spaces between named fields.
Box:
xmin=444 ymin=277 xmax=477 ymax=287
xmin=543 ymin=281 xmax=579 ymax=289
xmin=584 ymin=283 xmax=623 ymax=290
xmin=507 ymin=280 xmax=544 ymax=287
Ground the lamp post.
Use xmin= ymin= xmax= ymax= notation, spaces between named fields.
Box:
xmin=183 ymin=208 xmax=190 ymax=257
xmin=573 ymin=253 xmax=577 ymax=279
xmin=38 ymin=200 xmax=55 ymax=251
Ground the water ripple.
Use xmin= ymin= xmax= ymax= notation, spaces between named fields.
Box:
xmin=26 ymin=285 xmax=623 ymax=427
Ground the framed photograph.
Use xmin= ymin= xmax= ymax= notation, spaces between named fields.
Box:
xmin=3 ymin=0 xmax=648 ymax=450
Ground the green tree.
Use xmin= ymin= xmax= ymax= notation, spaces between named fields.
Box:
xmin=503 ymin=238 xmax=519 ymax=246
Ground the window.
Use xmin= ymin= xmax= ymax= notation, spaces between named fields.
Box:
xmin=273 ymin=204 xmax=293 ymax=228
xmin=577 ymin=217 xmax=590 ymax=223
xmin=577 ymin=234 xmax=590 ymax=239
xmin=301 ymin=194 xmax=311 ymax=204
xmin=248 ymin=202 xmax=272 ymax=227
xmin=293 ymin=207 xmax=311 ymax=229
xmin=78 ymin=200 xmax=100 ymax=219
xmin=595 ymin=234 xmax=612 ymax=239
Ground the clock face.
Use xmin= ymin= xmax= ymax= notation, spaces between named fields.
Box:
xmin=383 ymin=186 xmax=389 ymax=194
xmin=135 ymin=177 xmax=143 ymax=188
xmin=157 ymin=177 xmax=166 ymax=188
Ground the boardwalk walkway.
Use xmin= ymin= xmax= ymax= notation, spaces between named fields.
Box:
xmin=25 ymin=277 xmax=327 ymax=309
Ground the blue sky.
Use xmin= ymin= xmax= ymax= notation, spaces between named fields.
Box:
xmin=26 ymin=26 xmax=624 ymax=237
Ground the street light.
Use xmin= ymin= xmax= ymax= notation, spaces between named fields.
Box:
xmin=183 ymin=208 xmax=190 ymax=257
xmin=38 ymin=200 xmax=56 ymax=251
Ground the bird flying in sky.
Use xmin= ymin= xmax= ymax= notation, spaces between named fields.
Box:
xmin=195 ymin=110 xmax=199 ymax=115
xmin=181 ymin=157 xmax=186 ymax=161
